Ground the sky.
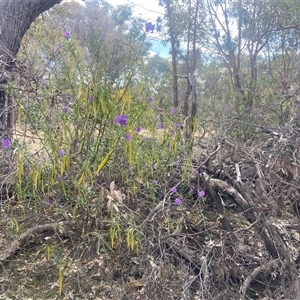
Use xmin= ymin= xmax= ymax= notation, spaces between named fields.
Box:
xmin=70 ymin=0 xmax=169 ymax=57
xmin=106 ymin=0 xmax=169 ymax=57
xmin=107 ymin=0 xmax=163 ymax=21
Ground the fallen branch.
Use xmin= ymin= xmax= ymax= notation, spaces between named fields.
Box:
xmin=0 ymin=221 xmax=67 ymax=262
xmin=239 ymin=259 xmax=280 ymax=300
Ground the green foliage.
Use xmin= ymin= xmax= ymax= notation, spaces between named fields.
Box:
xmin=9 ymin=4 xmax=195 ymax=289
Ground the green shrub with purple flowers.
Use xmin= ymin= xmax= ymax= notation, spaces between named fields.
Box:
xmin=2 ymin=12 xmax=203 ymax=263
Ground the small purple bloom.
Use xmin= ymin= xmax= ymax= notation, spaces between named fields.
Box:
xmin=57 ymin=176 xmax=66 ymax=182
xmin=199 ymin=190 xmax=205 ymax=197
xmin=194 ymin=170 xmax=199 ymax=175
xmin=134 ymin=127 xmax=141 ymax=133
xmin=157 ymin=123 xmax=164 ymax=129
xmin=115 ymin=115 xmax=128 ymax=126
xmin=153 ymin=179 xmax=158 ymax=184
xmin=151 ymin=162 xmax=156 ymax=169
xmin=174 ymin=123 xmax=181 ymax=128
xmin=88 ymin=96 xmax=94 ymax=102
xmin=62 ymin=104 xmax=69 ymax=113
xmin=64 ymin=30 xmax=70 ymax=39
xmin=169 ymin=129 xmax=175 ymax=135
xmin=148 ymin=97 xmax=153 ymax=103
xmin=170 ymin=187 xmax=177 ymax=193
xmin=125 ymin=134 xmax=132 ymax=141
xmin=174 ymin=198 xmax=182 ymax=206
xmin=170 ymin=108 xmax=176 ymax=114
xmin=58 ymin=149 xmax=66 ymax=156
xmin=1 ymin=138 xmax=11 ymax=148
xmin=48 ymin=198 xmax=54 ymax=205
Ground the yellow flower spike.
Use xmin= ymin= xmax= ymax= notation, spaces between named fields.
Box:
xmin=109 ymin=226 xmax=115 ymax=248
xmin=46 ymin=245 xmax=52 ymax=261
xmin=32 ymin=168 xmax=39 ymax=192
xmin=125 ymin=86 xmax=132 ymax=111
xmin=60 ymin=156 xmax=70 ymax=176
xmin=96 ymin=138 xmax=119 ymax=174
xmin=126 ymin=231 xmax=130 ymax=249
xmin=78 ymin=172 xmax=86 ymax=186
xmin=60 ymin=160 xmax=65 ymax=176
xmin=17 ymin=157 xmax=24 ymax=184
xmin=130 ymin=231 xmax=135 ymax=250
xmin=41 ymin=172 xmax=45 ymax=194
xmin=61 ymin=181 xmax=66 ymax=196
xmin=127 ymin=141 xmax=132 ymax=164
xmin=11 ymin=218 xmax=19 ymax=234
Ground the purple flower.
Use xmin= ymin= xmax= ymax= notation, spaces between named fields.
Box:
xmin=174 ymin=123 xmax=181 ymax=128
xmin=194 ymin=170 xmax=199 ymax=175
xmin=199 ymin=190 xmax=205 ymax=197
xmin=57 ymin=176 xmax=66 ymax=182
xmin=125 ymin=134 xmax=132 ymax=141
xmin=62 ymin=104 xmax=69 ymax=113
xmin=153 ymin=179 xmax=158 ymax=184
xmin=134 ymin=127 xmax=141 ymax=133
xmin=88 ymin=96 xmax=94 ymax=102
xmin=169 ymin=129 xmax=175 ymax=135
xmin=58 ymin=149 xmax=66 ymax=156
xmin=148 ymin=97 xmax=153 ymax=103
xmin=1 ymin=138 xmax=11 ymax=148
xmin=170 ymin=108 xmax=176 ymax=114
xmin=64 ymin=30 xmax=70 ymax=39
xmin=157 ymin=123 xmax=164 ymax=129
xmin=115 ymin=115 xmax=128 ymax=126
xmin=170 ymin=186 xmax=177 ymax=193
xmin=174 ymin=198 xmax=182 ymax=205
xmin=48 ymin=198 xmax=54 ymax=205
xmin=151 ymin=162 xmax=156 ymax=169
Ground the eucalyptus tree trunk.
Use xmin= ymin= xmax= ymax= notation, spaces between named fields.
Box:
xmin=165 ymin=1 xmax=179 ymax=108
xmin=0 ymin=0 xmax=62 ymax=133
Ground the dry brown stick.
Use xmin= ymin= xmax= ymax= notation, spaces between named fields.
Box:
xmin=0 ymin=221 xmax=67 ymax=262
xmin=239 ymin=259 xmax=280 ymax=300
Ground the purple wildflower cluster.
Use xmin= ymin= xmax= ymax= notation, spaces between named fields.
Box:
xmin=1 ymin=138 xmax=11 ymax=148
xmin=58 ymin=149 xmax=66 ymax=156
xmin=64 ymin=30 xmax=70 ymax=39
xmin=115 ymin=115 xmax=128 ymax=126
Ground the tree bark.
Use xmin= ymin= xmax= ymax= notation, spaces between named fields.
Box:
xmin=0 ymin=0 xmax=62 ymax=132
xmin=165 ymin=1 xmax=179 ymax=108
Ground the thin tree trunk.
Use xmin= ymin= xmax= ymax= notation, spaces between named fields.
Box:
xmin=0 ymin=0 xmax=62 ymax=132
xmin=165 ymin=1 xmax=179 ymax=108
